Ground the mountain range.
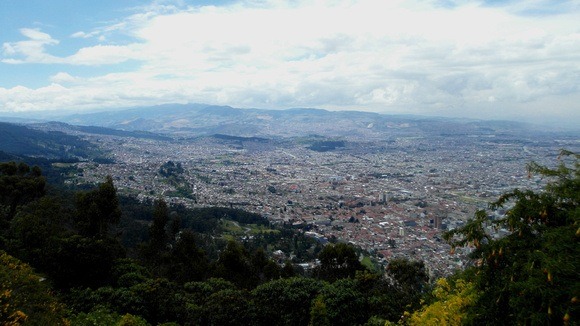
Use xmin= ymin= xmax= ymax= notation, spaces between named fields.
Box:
xmin=1 ymin=103 xmax=575 ymax=140
xmin=55 ymin=104 xmax=416 ymax=138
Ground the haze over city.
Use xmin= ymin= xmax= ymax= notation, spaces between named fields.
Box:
xmin=1 ymin=0 xmax=579 ymax=128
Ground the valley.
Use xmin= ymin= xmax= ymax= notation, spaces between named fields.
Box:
xmin=25 ymin=106 xmax=577 ymax=277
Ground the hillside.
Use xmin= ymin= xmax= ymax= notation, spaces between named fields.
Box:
xmin=0 ymin=122 xmax=99 ymax=159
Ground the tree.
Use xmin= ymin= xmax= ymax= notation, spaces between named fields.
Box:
xmin=143 ymin=199 xmax=170 ymax=270
xmin=444 ymin=150 xmax=579 ymax=325
xmin=150 ymin=199 xmax=169 ymax=250
xmin=212 ymin=240 xmax=257 ymax=288
xmin=384 ymin=258 xmax=430 ymax=317
xmin=406 ymin=277 xmax=478 ymax=326
xmin=49 ymin=235 xmax=125 ymax=289
xmin=251 ymin=277 xmax=323 ymax=325
xmin=8 ymin=196 xmax=70 ymax=269
xmin=69 ymin=308 xmax=150 ymax=326
xmin=130 ymin=278 xmax=182 ymax=325
xmin=0 ymin=251 xmax=67 ymax=325
xmin=309 ymin=295 xmax=330 ymax=326
xmin=319 ymin=278 xmax=368 ymax=325
xmin=200 ymin=289 xmax=252 ymax=325
xmin=386 ymin=259 xmax=429 ymax=295
xmin=75 ymin=176 xmax=122 ymax=238
xmin=314 ymin=243 xmax=366 ymax=282
xmin=0 ymin=162 xmax=45 ymax=225
xmin=167 ymin=230 xmax=208 ymax=283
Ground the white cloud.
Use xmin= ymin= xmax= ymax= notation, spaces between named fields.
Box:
xmin=2 ymin=28 xmax=61 ymax=64
xmin=50 ymin=72 xmax=80 ymax=84
xmin=67 ymin=44 xmax=144 ymax=65
xmin=2 ymin=28 xmax=143 ymax=66
xmin=1 ymin=0 xmax=579 ymax=126
xmin=71 ymin=31 xmax=100 ymax=39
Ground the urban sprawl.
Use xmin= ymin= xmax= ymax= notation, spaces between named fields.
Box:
xmin=63 ymin=130 xmax=576 ymax=278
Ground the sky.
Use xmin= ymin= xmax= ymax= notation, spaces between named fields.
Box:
xmin=1 ymin=0 xmax=579 ymax=127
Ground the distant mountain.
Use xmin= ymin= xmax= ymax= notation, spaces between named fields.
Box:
xmin=2 ymin=103 xmax=571 ymax=140
xmin=30 ymin=121 xmax=172 ymax=141
xmin=46 ymin=103 xmax=560 ymax=140
xmin=0 ymin=122 xmax=100 ymax=159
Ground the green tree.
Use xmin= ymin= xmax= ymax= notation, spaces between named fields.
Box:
xmin=212 ymin=240 xmax=257 ymax=288
xmin=281 ymin=260 xmax=297 ymax=278
xmin=444 ymin=150 xmax=579 ymax=325
xmin=150 ymin=199 xmax=169 ymax=250
xmin=143 ymin=199 xmax=171 ymax=272
xmin=386 ymin=259 xmax=429 ymax=295
xmin=69 ymin=308 xmax=121 ymax=326
xmin=112 ymin=258 xmax=151 ymax=288
xmin=354 ymin=271 xmax=404 ymax=322
xmin=69 ymin=308 xmax=150 ymax=326
xmin=309 ymin=295 xmax=330 ymax=326
xmin=8 ymin=196 xmax=70 ymax=270
xmin=200 ymin=288 xmax=252 ymax=325
xmin=314 ymin=243 xmax=366 ymax=282
xmin=251 ymin=277 xmax=323 ymax=326
xmin=49 ymin=235 xmax=125 ymax=289
xmin=320 ymin=278 xmax=368 ymax=325
xmin=0 ymin=162 xmax=45 ymax=227
xmin=130 ymin=278 xmax=182 ymax=325
xmin=0 ymin=251 xmax=67 ymax=325
xmin=75 ymin=176 xmax=122 ymax=238
xmin=167 ymin=230 xmax=209 ymax=283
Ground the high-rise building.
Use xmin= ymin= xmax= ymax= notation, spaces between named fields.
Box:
xmin=380 ymin=192 xmax=388 ymax=204
xmin=434 ymin=216 xmax=442 ymax=229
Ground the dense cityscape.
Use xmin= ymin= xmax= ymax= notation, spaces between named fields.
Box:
xmin=57 ymin=126 xmax=575 ymax=278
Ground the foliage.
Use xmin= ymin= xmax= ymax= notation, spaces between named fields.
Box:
xmin=212 ymin=240 xmax=259 ymax=288
xmin=69 ymin=307 xmax=122 ymax=326
xmin=406 ymin=277 xmax=477 ymax=326
xmin=251 ymin=277 xmax=323 ymax=326
xmin=158 ymin=161 xmax=184 ymax=178
xmin=200 ymin=288 xmax=253 ymax=325
xmin=49 ymin=235 xmax=125 ymax=289
xmin=7 ymin=196 xmax=70 ymax=269
xmin=166 ymin=230 xmax=209 ymax=283
xmin=386 ymin=258 xmax=429 ymax=295
xmin=444 ymin=150 xmax=580 ymax=325
xmin=0 ymin=161 xmax=45 ymax=224
xmin=0 ymin=122 xmax=100 ymax=159
xmin=0 ymin=251 xmax=67 ymax=325
xmin=0 ymin=161 xmax=427 ymax=325
xmin=70 ymin=307 xmax=150 ymax=326
xmin=75 ymin=175 xmax=122 ymax=238
xmin=320 ymin=278 xmax=368 ymax=325
xmin=309 ymin=295 xmax=330 ymax=326
xmin=314 ymin=242 xmax=366 ymax=282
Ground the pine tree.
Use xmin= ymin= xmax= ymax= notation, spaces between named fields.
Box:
xmin=443 ymin=150 xmax=579 ymax=325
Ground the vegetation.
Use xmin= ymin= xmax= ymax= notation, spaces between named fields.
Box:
xmin=308 ymin=140 xmax=346 ymax=152
xmin=409 ymin=150 xmax=579 ymax=325
xmin=0 ymin=251 xmax=67 ymax=325
xmin=0 ymin=122 xmax=100 ymax=159
xmin=0 ymin=160 xmax=427 ymax=325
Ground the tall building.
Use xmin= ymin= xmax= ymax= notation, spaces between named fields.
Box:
xmin=380 ymin=192 xmax=388 ymax=204
xmin=434 ymin=216 xmax=442 ymax=229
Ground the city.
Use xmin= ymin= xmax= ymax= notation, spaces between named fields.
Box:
xmin=57 ymin=126 xmax=576 ymax=278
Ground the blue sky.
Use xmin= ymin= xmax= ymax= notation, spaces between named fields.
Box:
xmin=1 ymin=0 xmax=579 ymax=127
